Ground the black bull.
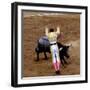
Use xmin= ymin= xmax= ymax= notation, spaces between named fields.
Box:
xmin=35 ymin=36 xmax=70 ymax=65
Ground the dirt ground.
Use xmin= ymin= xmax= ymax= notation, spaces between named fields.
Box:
xmin=22 ymin=11 xmax=80 ymax=77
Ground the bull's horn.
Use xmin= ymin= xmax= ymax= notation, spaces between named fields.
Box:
xmin=59 ymin=47 xmax=63 ymax=51
xmin=70 ymin=44 xmax=72 ymax=47
xmin=65 ymin=43 xmax=72 ymax=47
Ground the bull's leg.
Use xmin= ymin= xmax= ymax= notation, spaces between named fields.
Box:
xmin=44 ymin=52 xmax=48 ymax=60
xmin=60 ymin=55 xmax=67 ymax=66
xmin=63 ymin=57 xmax=68 ymax=64
xmin=35 ymin=47 xmax=40 ymax=61
xmin=36 ymin=52 xmax=39 ymax=61
xmin=60 ymin=59 xmax=64 ymax=66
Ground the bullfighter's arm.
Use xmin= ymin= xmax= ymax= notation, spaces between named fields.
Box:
xmin=56 ymin=26 xmax=60 ymax=35
xmin=45 ymin=27 xmax=49 ymax=36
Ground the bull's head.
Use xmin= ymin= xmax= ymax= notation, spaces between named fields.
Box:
xmin=59 ymin=43 xmax=72 ymax=59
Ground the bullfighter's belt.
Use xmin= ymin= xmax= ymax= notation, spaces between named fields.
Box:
xmin=50 ymin=43 xmax=57 ymax=46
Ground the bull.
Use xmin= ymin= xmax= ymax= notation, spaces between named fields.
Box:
xmin=35 ymin=36 xmax=71 ymax=65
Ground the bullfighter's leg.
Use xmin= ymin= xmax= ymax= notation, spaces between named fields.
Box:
xmin=51 ymin=48 xmax=58 ymax=72
xmin=51 ymin=45 xmax=61 ymax=75
xmin=55 ymin=48 xmax=61 ymax=73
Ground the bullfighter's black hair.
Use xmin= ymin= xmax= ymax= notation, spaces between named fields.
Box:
xmin=49 ymin=28 xmax=54 ymax=32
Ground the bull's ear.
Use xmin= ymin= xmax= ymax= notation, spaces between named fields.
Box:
xmin=59 ymin=47 xmax=63 ymax=51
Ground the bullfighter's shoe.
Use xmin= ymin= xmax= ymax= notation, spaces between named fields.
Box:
xmin=55 ymin=70 xmax=61 ymax=75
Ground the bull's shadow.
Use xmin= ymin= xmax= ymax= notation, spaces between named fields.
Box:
xmin=35 ymin=36 xmax=70 ymax=66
